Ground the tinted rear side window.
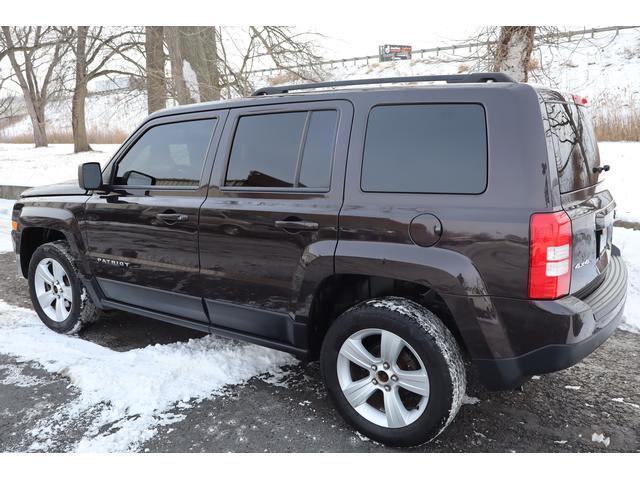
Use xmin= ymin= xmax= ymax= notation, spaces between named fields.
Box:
xmin=362 ymin=104 xmax=487 ymax=194
xmin=545 ymin=102 xmax=601 ymax=193
xmin=225 ymin=110 xmax=338 ymax=189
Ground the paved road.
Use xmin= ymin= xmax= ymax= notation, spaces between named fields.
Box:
xmin=0 ymin=251 xmax=638 ymax=452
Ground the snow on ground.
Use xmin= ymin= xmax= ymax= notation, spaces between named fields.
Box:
xmin=0 ymin=198 xmax=14 ymax=253
xmin=600 ymin=142 xmax=640 ymax=223
xmin=0 ymin=299 xmax=295 ymax=452
xmin=613 ymin=227 xmax=640 ymax=333
xmin=0 ymin=144 xmax=117 ymax=187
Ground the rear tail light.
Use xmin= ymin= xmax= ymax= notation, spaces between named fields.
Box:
xmin=528 ymin=211 xmax=572 ymax=299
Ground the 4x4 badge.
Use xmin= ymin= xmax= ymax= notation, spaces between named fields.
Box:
xmin=574 ymin=259 xmax=591 ymax=270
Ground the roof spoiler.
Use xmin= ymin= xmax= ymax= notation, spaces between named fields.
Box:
xmin=252 ymin=72 xmax=515 ymax=96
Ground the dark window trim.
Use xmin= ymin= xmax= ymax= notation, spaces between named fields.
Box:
xmin=359 ymin=102 xmax=489 ymax=195
xmin=220 ymin=108 xmax=339 ymax=193
xmin=293 ymin=112 xmax=312 ymax=187
xmin=109 ymin=116 xmax=218 ymax=191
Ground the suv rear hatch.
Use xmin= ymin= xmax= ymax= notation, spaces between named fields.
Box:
xmin=543 ymin=92 xmax=615 ymax=297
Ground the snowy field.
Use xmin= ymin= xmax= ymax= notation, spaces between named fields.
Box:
xmin=0 ymin=143 xmax=118 ymax=187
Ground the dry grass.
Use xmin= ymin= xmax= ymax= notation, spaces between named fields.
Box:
xmin=0 ymin=126 xmax=128 ymax=145
xmin=591 ymin=91 xmax=640 ymax=142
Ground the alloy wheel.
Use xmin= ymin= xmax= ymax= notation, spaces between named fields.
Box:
xmin=33 ymin=257 xmax=73 ymax=323
xmin=336 ymin=328 xmax=430 ymax=428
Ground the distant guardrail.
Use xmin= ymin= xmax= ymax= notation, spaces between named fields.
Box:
xmin=249 ymin=25 xmax=640 ymax=77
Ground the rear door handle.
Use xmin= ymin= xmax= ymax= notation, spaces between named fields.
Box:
xmin=156 ymin=213 xmax=189 ymax=224
xmin=275 ymin=220 xmax=319 ymax=231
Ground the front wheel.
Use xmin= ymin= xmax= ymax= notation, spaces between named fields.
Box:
xmin=320 ymin=297 xmax=466 ymax=447
xmin=28 ymin=240 xmax=102 ymax=334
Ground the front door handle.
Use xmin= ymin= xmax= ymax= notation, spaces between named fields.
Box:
xmin=156 ymin=213 xmax=189 ymax=224
xmin=275 ymin=220 xmax=319 ymax=231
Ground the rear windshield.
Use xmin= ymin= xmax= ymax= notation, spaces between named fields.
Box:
xmin=544 ymin=102 xmax=601 ymax=194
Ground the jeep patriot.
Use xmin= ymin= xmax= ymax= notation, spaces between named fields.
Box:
xmin=10 ymin=73 xmax=627 ymax=446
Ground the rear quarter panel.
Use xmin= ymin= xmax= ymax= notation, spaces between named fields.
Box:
xmin=336 ymin=84 xmax=552 ymax=299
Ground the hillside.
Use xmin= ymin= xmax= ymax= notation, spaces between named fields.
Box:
xmin=1 ymin=27 xmax=638 ymax=143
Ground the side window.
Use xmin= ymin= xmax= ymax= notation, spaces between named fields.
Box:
xmin=225 ymin=110 xmax=338 ymax=189
xmin=361 ymin=104 xmax=487 ymax=194
xmin=114 ymin=119 xmax=216 ymax=187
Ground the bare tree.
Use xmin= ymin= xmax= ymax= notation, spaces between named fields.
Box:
xmin=0 ymin=26 xmax=67 ymax=147
xmin=162 ymin=26 xmax=322 ymax=104
xmin=66 ymin=26 xmax=142 ymax=152
xmin=145 ymin=26 xmax=166 ymax=113
xmin=493 ymin=26 xmax=536 ymax=82
xmin=0 ymin=74 xmax=15 ymax=119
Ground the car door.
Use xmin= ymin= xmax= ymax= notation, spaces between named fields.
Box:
xmin=199 ymin=100 xmax=352 ymax=347
xmin=84 ymin=110 xmax=227 ymax=327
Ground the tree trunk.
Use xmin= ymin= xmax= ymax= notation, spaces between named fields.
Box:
xmin=145 ymin=26 xmax=166 ymax=114
xmin=180 ymin=26 xmax=220 ymax=102
xmin=72 ymin=26 xmax=91 ymax=153
xmin=27 ymin=98 xmax=48 ymax=147
xmin=493 ymin=26 xmax=536 ymax=82
xmin=1 ymin=27 xmax=49 ymax=147
xmin=165 ymin=26 xmax=193 ymax=105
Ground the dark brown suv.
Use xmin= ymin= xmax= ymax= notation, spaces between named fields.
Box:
xmin=10 ymin=73 xmax=628 ymax=446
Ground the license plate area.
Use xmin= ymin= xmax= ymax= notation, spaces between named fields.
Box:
xmin=596 ymin=211 xmax=614 ymax=258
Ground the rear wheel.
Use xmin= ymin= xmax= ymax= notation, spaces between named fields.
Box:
xmin=320 ymin=297 xmax=465 ymax=447
xmin=28 ymin=240 xmax=102 ymax=334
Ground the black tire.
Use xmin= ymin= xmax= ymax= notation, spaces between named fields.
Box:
xmin=320 ymin=296 xmax=466 ymax=447
xmin=28 ymin=240 xmax=102 ymax=334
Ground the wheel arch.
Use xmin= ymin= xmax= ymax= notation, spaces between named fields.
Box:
xmin=17 ymin=205 xmax=88 ymax=278
xmin=304 ymin=273 xmax=467 ymax=360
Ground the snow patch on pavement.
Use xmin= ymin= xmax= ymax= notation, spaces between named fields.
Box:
xmin=591 ymin=433 xmax=611 ymax=447
xmin=611 ymin=397 xmax=640 ymax=409
xmin=0 ymin=300 xmax=295 ymax=452
xmin=0 ymin=363 xmax=47 ymax=387
xmin=462 ymin=395 xmax=480 ymax=405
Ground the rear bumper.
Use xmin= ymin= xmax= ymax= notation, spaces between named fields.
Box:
xmin=474 ymin=250 xmax=627 ymax=390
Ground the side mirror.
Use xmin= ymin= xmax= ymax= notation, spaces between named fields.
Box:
xmin=78 ymin=162 xmax=103 ymax=190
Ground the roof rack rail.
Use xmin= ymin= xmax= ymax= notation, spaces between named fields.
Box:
xmin=252 ymin=72 xmax=515 ymax=96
